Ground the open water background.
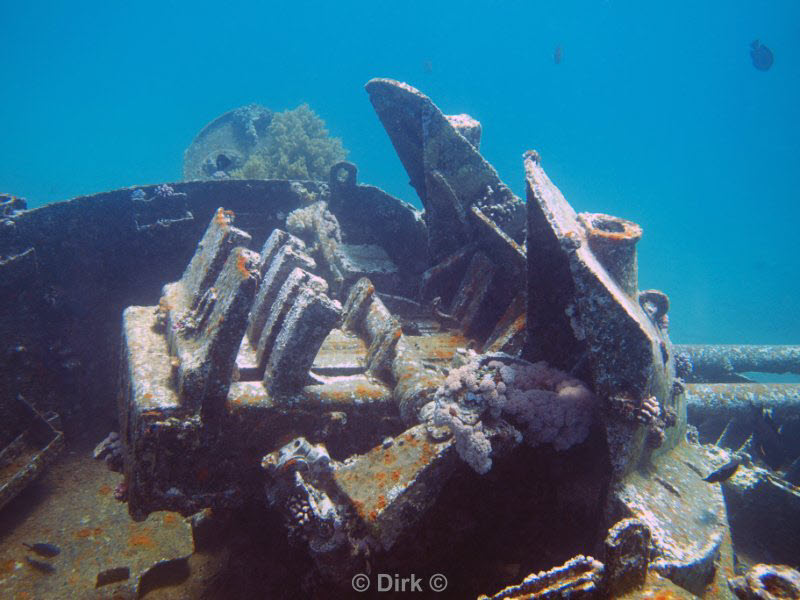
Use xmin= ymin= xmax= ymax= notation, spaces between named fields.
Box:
xmin=1 ymin=0 xmax=799 ymax=346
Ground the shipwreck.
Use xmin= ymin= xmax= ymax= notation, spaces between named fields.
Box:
xmin=1 ymin=79 xmax=799 ymax=599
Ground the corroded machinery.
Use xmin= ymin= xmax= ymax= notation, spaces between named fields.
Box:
xmin=119 ymin=79 xmax=753 ymax=598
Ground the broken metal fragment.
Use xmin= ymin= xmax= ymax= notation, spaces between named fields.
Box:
xmin=332 ymin=424 xmax=455 ymax=550
xmin=478 ymin=555 xmax=605 ymax=600
xmin=137 ymin=557 xmax=190 ymax=597
xmin=720 ymin=457 xmax=800 ymax=568
xmin=604 ymin=518 xmax=650 ymax=597
xmin=0 ymin=395 xmax=64 ymax=511
xmin=728 ymin=563 xmax=800 ymax=600
xmin=612 ymin=442 xmax=734 ymax=596
xmin=96 ymin=566 xmax=130 ymax=587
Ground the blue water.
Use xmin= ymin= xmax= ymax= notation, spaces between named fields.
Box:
xmin=2 ymin=1 xmax=799 ymax=346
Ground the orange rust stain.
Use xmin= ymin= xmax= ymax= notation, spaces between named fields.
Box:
xmin=586 ymin=227 xmax=632 ymax=242
xmin=214 ymin=208 xmax=235 ymax=227
xmin=76 ymin=528 xmax=94 ymax=538
xmin=322 ymin=388 xmax=354 ymax=402
xmin=163 ymin=513 xmax=178 ymax=526
xmin=94 ymin=527 xmax=103 ymax=536
xmin=354 ymin=383 xmax=384 ymax=399
xmin=403 ymin=432 xmax=419 ymax=447
xmin=369 ymin=509 xmax=378 ymax=522
xmin=391 ymin=469 xmax=401 ymax=482
xmin=1 ymin=559 xmax=15 ymax=575
xmin=376 ymin=495 xmax=387 ymax=510
xmin=140 ymin=410 xmax=162 ymax=419
xmin=236 ymin=252 xmax=252 ymax=279
xmin=374 ymin=472 xmax=386 ymax=487
xmin=352 ymin=499 xmax=366 ymax=519
xmin=428 ymin=348 xmax=454 ymax=359
xmin=99 ymin=484 xmax=112 ymax=496
xmin=129 ymin=532 xmax=154 ymax=548
xmin=142 ymin=392 xmax=153 ymax=400
xmin=651 ymin=591 xmax=681 ymax=600
xmin=383 ymin=451 xmax=396 ymax=466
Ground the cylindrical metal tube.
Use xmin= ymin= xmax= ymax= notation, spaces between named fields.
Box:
xmin=675 ymin=345 xmax=800 ymax=382
xmin=578 ymin=212 xmax=642 ymax=298
xmin=685 ymin=383 xmax=800 ymax=418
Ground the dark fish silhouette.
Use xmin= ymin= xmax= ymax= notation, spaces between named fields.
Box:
xmin=703 ymin=456 xmax=741 ymax=483
xmin=25 ymin=556 xmax=55 ymax=573
xmin=554 ymin=46 xmax=563 ymax=65
xmin=752 ymin=405 xmax=786 ymax=470
xmin=750 ymin=40 xmax=774 ymax=71
xmin=23 ymin=542 xmax=60 ymax=557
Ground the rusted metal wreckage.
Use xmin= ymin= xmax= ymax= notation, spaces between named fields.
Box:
xmin=116 ymin=80 xmax=800 ymax=598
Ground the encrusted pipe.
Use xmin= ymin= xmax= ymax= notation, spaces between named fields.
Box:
xmin=675 ymin=344 xmax=800 ymax=382
xmin=343 ymin=278 xmax=443 ymax=424
xmin=685 ymin=383 xmax=800 ymax=419
xmin=578 ymin=212 xmax=642 ymax=298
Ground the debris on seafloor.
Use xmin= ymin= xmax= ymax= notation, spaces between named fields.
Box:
xmin=0 ymin=394 xmax=64 ymax=512
xmin=92 ymin=430 xmax=124 ymax=472
xmin=95 ymin=566 xmax=130 ymax=588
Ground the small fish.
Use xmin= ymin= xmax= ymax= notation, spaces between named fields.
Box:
xmin=554 ymin=45 xmax=564 ymax=65
xmin=22 ymin=542 xmax=60 ymax=557
xmin=703 ymin=457 xmax=741 ymax=483
xmin=750 ymin=39 xmax=774 ymax=72
xmin=25 ymin=556 xmax=55 ymax=573
xmin=752 ymin=405 xmax=786 ymax=470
